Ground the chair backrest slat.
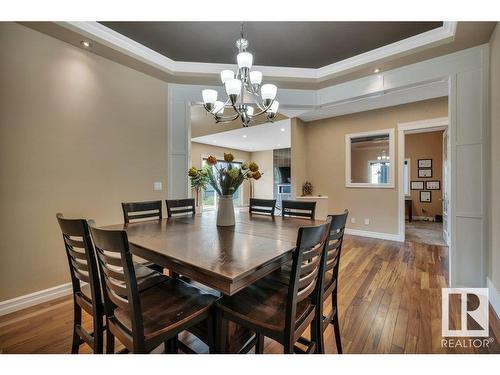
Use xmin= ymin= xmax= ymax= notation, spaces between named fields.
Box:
xmin=320 ymin=210 xmax=348 ymax=295
xmin=122 ymin=201 xmax=162 ymax=223
xmin=281 ymin=200 xmax=316 ymax=220
xmin=56 ymin=213 xmax=103 ymax=316
xmin=285 ymin=219 xmax=331 ymax=334
xmin=166 ymin=199 xmax=196 ymax=218
xmin=89 ymin=225 xmax=145 ymax=347
xmin=249 ymin=198 xmax=276 ymax=217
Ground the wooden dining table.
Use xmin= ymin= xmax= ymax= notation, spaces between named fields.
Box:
xmin=102 ymin=209 xmax=323 ymax=352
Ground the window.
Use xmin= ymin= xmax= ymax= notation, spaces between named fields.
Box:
xmin=201 ymin=157 xmax=243 ymax=210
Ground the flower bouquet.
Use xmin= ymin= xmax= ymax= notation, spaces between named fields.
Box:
xmin=188 ymin=152 xmax=261 ymax=226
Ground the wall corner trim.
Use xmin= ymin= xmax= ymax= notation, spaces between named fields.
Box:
xmin=0 ymin=283 xmax=73 ymax=317
xmin=345 ymin=228 xmax=404 ymax=242
xmin=487 ymin=277 xmax=500 ymax=319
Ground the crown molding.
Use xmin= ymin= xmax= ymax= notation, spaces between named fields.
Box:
xmin=56 ymin=21 xmax=457 ymax=82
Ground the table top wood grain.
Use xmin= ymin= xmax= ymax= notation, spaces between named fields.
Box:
xmin=102 ymin=211 xmax=323 ymax=295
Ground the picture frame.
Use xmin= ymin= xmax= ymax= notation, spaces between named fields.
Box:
xmin=418 ymin=168 xmax=432 ymax=178
xmin=411 ymin=181 xmax=424 ymax=190
xmin=420 ymin=191 xmax=431 ymax=203
xmin=426 ymin=180 xmax=440 ymax=190
xmin=418 ymin=159 xmax=432 ymax=168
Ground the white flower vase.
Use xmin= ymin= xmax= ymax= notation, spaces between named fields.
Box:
xmin=217 ymin=195 xmax=235 ymax=226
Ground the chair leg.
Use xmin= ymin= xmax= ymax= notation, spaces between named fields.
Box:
xmin=215 ymin=309 xmax=227 ymax=353
xmin=283 ymin=341 xmax=294 ymax=354
xmin=331 ymin=293 xmax=342 ymax=354
xmin=207 ymin=311 xmax=216 ymax=354
xmin=71 ymin=304 xmax=82 ymax=354
xmin=312 ymin=316 xmax=324 ymax=354
xmin=93 ymin=315 xmax=104 ymax=354
xmin=255 ymin=333 xmax=264 ymax=354
xmin=106 ymin=324 xmax=115 ymax=354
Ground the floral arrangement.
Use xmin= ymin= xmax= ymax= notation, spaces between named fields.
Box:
xmin=302 ymin=181 xmax=313 ymax=196
xmin=188 ymin=153 xmax=261 ymax=197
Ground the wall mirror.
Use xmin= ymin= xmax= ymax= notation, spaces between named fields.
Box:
xmin=345 ymin=128 xmax=395 ymax=188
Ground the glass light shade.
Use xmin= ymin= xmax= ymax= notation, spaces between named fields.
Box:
xmin=237 ymin=52 xmax=253 ymax=69
xmin=267 ymin=100 xmax=279 ymax=114
xmin=249 ymin=71 xmax=262 ymax=85
xmin=377 ymin=156 xmax=382 ymax=160
xmin=202 ymin=89 xmax=217 ymax=104
xmin=225 ymin=79 xmax=242 ymax=96
xmin=212 ymin=101 xmax=224 ymax=115
xmin=261 ymin=84 xmax=277 ymax=100
xmin=246 ymin=106 xmax=254 ymax=116
xmin=220 ymin=70 xmax=234 ymax=84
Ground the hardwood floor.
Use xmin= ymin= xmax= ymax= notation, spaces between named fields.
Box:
xmin=1 ymin=235 xmax=499 ymax=354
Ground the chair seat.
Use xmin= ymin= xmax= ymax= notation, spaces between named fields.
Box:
xmin=216 ymin=275 xmax=313 ymax=337
xmin=114 ymin=278 xmax=217 ymax=341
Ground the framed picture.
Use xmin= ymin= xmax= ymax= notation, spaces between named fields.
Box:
xmin=418 ymin=169 xmax=432 ymax=178
xmin=411 ymin=181 xmax=424 ymax=190
xmin=418 ymin=159 xmax=432 ymax=168
xmin=426 ymin=180 xmax=440 ymax=190
xmin=420 ymin=191 xmax=431 ymax=203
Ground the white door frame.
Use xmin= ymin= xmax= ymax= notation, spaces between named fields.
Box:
xmin=397 ymin=117 xmax=449 ymax=242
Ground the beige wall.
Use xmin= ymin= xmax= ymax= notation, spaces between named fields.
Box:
xmin=250 ymin=150 xmax=274 ymax=199
xmin=405 ymin=131 xmax=444 ymax=219
xmin=0 ymin=23 xmax=169 ymax=301
xmin=297 ymin=97 xmax=448 ymax=235
xmin=291 ymin=118 xmax=308 ymax=198
xmin=489 ymin=23 xmax=500 ymax=292
xmin=190 ymin=142 xmax=251 ymax=205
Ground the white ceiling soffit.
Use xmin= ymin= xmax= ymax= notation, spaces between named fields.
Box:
xmin=191 ymin=119 xmax=291 ymax=152
xmin=56 ymin=22 xmax=457 ymax=82
xmin=298 ymin=79 xmax=448 ymax=122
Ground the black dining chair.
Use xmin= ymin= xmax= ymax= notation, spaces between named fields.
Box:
xmin=121 ymin=200 xmax=162 ymax=223
xmin=270 ymin=210 xmax=348 ymax=354
xmin=215 ymin=219 xmax=331 ymax=354
xmin=166 ymin=198 xmax=196 ymax=218
xmin=249 ymin=198 xmax=277 ymax=217
xmin=89 ymin=224 xmax=217 ymax=354
xmin=281 ymin=200 xmax=316 ymax=220
xmin=56 ymin=213 xmax=104 ymax=354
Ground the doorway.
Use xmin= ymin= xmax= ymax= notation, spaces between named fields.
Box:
xmin=398 ymin=117 xmax=450 ymax=247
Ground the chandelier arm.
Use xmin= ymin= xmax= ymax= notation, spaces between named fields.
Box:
xmin=247 ymin=99 xmax=275 ymax=118
xmin=247 ymin=84 xmax=266 ymax=111
xmin=215 ymin=114 xmax=240 ymax=124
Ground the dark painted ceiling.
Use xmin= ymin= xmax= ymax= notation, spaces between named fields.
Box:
xmin=99 ymin=22 xmax=443 ymax=69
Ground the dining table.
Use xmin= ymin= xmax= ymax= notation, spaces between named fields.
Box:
xmin=102 ymin=209 xmax=323 ymax=352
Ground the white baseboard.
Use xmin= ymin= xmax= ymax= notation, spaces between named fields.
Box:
xmin=0 ymin=282 xmax=73 ymax=317
xmin=487 ymin=277 xmax=500 ymax=319
xmin=345 ymin=228 xmax=404 ymax=242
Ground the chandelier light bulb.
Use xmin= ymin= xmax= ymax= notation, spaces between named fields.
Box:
xmin=267 ymin=100 xmax=279 ymax=114
xmin=261 ymin=84 xmax=277 ymax=100
xmin=212 ymin=101 xmax=225 ymax=115
xmin=220 ymin=70 xmax=234 ymax=84
xmin=249 ymin=71 xmax=263 ymax=85
xmin=237 ymin=52 xmax=253 ymax=69
xmin=377 ymin=156 xmax=382 ymax=160
xmin=202 ymin=89 xmax=217 ymax=105
xmin=225 ymin=79 xmax=242 ymax=96
xmin=246 ymin=106 xmax=254 ymax=116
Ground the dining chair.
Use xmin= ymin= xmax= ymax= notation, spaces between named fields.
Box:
xmin=270 ymin=210 xmax=348 ymax=354
xmin=166 ymin=198 xmax=196 ymax=218
xmin=89 ymin=224 xmax=217 ymax=354
xmin=121 ymin=200 xmax=162 ymax=223
xmin=121 ymin=200 xmax=164 ymax=273
xmin=56 ymin=213 xmax=104 ymax=354
xmin=215 ymin=219 xmax=331 ymax=354
xmin=281 ymin=200 xmax=316 ymax=220
xmin=249 ymin=198 xmax=277 ymax=217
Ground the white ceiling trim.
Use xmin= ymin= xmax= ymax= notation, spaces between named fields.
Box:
xmin=56 ymin=21 xmax=457 ymax=81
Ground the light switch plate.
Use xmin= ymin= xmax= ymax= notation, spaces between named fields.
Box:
xmin=351 ymin=218 xmax=356 ymax=224
xmin=153 ymin=182 xmax=162 ymax=191
xmin=364 ymin=218 xmax=370 ymax=225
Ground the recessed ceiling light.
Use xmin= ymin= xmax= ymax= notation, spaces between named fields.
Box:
xmin=280 ymin=128 xmax=285 ymax=132
xmin=212 ymin=140 xmax=217 ymax=143
xmin=80 ymin=40 xmax=91 ymax=48
xmin=242 ymin=135 xmax=247 ymax=138
xmin=374 ymin=68 xmax=381 ymax=74
xmin=277 ymin=144 xmax=281 ymax=147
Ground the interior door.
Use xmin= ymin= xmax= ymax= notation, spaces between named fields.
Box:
xmin=442 ymin=129 xmax=450 ymax=245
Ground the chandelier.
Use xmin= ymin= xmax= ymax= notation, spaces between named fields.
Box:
xmin=201 ymin=25 xmax=279 ymax=127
